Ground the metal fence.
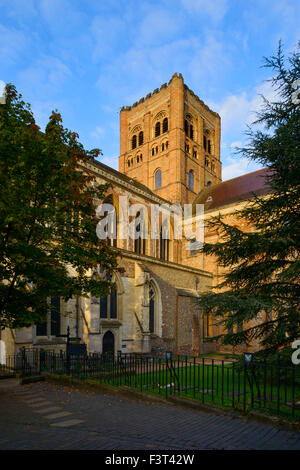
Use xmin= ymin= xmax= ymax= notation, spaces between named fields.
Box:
xmin=2 ymin=350 xmax=300 ymax=419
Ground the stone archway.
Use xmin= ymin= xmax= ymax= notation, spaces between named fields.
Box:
xmin=102 ymin=330 xmax=115 ymax=355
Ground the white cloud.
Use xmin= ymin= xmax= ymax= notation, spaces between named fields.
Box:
xmin=222 ymin=156 xmax=261 ymax=181
xmin=181 ymin=0 xmax=228 ymax=23
xmin=211 ymin=80 xmax=279 ymax=135
xmin=212 ymin=80 xmax=279 ymax=181
xmin=99 ymin=155 xmax=118 ymax=170
xmin=138 ymin=9 xmax=181 ymax=46
xmin=0 ymin=24 xmax=29 ymax=63
xmin=91 ymin=126 xmax=105 ymax=138
xmin=90 ymin=15 xmax=125 ymax=60
xmin=20 ymin=56 xmax=72 ymax=92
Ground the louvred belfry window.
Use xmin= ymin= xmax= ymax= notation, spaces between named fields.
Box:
xmin=162 ymin=117 xmax=168 ymax=133
xmin=132 ymin=135 xmax=137 ymax=149
xmin=155 ymin=122 xmax=161 ymax=137
xmin=138 ymin=131 xmax=144 ymax=146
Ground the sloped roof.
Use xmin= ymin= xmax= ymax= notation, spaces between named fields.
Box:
xmin=193 ymin=167 xmax=272 ymax=213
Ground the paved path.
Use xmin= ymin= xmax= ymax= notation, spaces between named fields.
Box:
xmin=0 ymin=378 xmax=299 ymax=450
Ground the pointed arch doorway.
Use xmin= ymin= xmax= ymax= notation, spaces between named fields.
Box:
xmin=102 ymin=330 xmax=115 ymax=355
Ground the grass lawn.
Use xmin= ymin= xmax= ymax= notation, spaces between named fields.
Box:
xmin=104 ymin=360 xmax=300 ymax=420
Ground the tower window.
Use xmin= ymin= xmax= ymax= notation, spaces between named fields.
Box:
xmin=152 ymin=148 xmax=155 ymax=156
xmin=184 ymin=120 xmax=188 ymax=135
xmin=156 ymin=146 xmax=158 ymax=154
xmin=203 ymin=135 xmax=207 ymax=151
xmin=208 ymin=140 xmax=211 ymax=154
xmin=162 ymin=143 xmax=164 ymax=151
xmin=137 ymin=156 xmax=139 ymax=163
xmin=188 ymin=170 xmax=194 ymax=191
xmin=155 ymin=169 xmax=162 ymax=189
xmin=155 ymin=122 xmax=161 ymax=137
xmin=190 ymin=125 xmax=194 ymax=140
xmin=185 ymin=143 xmax=189 ymax=153
xmin=127 ymin=160 xmax=130 ymax=167
xmin=162 ymin=117 xmax=168 ymax=133
xmin=138 ymin=131 xmax=144 ymax=146
xmin=193 ymin=149 xmax=197 ymax=158
xmin=166 ymin=141 xmax=169 ymax=149
xmin=132 ymin=135 xmax=137 ymax=150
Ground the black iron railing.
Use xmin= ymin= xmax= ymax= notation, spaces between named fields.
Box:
xmin=2 ymin=350 xmax=300 ymax=419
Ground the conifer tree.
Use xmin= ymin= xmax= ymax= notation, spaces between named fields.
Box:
xmin=198 ymin=42 xmax=300 ymax=355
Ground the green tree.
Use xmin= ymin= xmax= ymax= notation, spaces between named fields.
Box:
xmin=197 ymin=42 xmax=300 ymax=355
xmin=0 ymin=84 xmax=118 ymax=329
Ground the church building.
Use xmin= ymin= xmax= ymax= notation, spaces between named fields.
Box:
xmin=0 ymin=73 xmax=271 ymax=361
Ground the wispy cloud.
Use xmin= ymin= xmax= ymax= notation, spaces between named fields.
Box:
xmin=0 ymin=24 xmax=29 ymax=63
xmin=181 ymin=0 xmax=228 ymax=23
xmin=19 ymin=56 xmax=72 ymax=92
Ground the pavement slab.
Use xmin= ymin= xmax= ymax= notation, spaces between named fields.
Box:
xmin=0 ymin=378 xmax=299 ymax=450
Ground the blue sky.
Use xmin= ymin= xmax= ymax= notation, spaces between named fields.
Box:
xmin=1 ymin=0 xmax=299 ymax=180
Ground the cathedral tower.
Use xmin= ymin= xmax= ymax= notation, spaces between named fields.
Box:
xmin=118 ymin=73 xmax=221 ymax=205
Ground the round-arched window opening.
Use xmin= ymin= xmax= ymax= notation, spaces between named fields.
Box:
xmin=155 ymin=169 xmax=162 ymax=189
xmin=188 ymin=170 xmax=194 ymax=191
xmin=132 ymin=135 xmax=137 ymax=150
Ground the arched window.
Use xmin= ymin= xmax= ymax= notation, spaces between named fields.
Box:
xmin=149 ymin=286 xmax=155 ymax=333
xmin=190 ymin=125 xmax=194 ymax=140
xmin=132 ymin=135 xmax=137 ymax=149
xmin=155 ymin=169 xmax=162 ymax=189
xmin=203 ymin=135 xmax=207 ymax=151
xmin=188 ymin=170 xmax=194 ymax=191
xmin=127 ymin=160 xmax=130 ymax=167
xmin=36 ymin=296 xmax=61 ymax=337
xmin=160 ymin=223 xmax=169 ymax=261
xmin=101 ymin=195 xmax=117 ymax=247
xmin=138 ymin=131 xmax=144 ymax=146
xmin=203 ymin=309 xmax=212 ymax=338
xmin=148 ymin=280 xmax=161 ymax=336
xmin=162 ymin=117 xmax=168 ymax=133
xmin=152 ymin=148 xmax=155 ymax=156
xmin=184 ymin=120 xmax=188 ymax=135
xmin=134 ymin=210 xmax=146 ymax=255
xmin=100 ymin=275 xmax=118 ymax=320
xmin=162 ymin=143 xmax=164 ymax=152
xmin=155 ymin=122 xmax=161 ymax=137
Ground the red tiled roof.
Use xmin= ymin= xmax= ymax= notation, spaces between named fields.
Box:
xmin=193 ymin=168 xmax=272 ymax=212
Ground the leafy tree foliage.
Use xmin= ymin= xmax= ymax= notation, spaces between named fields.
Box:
xmin=0 ymin=85 xmax=118 ymax=329
xmin=198 ymin=42 xmax=300 ymax=355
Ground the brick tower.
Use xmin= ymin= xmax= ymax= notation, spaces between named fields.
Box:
xmin=118 ymin=73 xmax=221 ymax=205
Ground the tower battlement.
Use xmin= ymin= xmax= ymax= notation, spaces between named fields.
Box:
xmin=119 ymin=74 xmax=221 ymax=205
